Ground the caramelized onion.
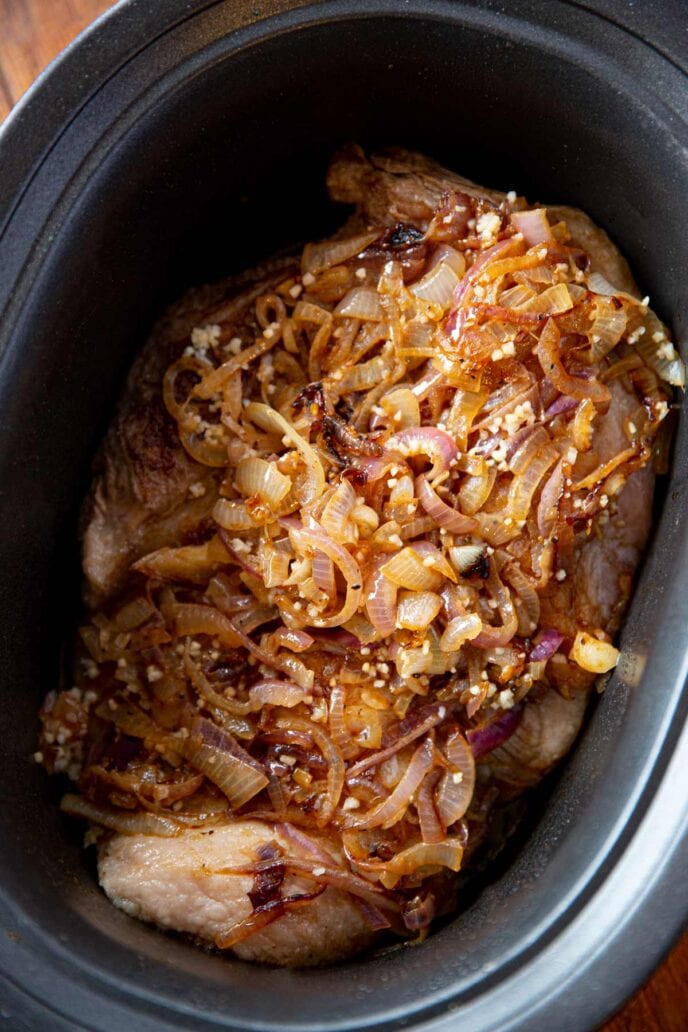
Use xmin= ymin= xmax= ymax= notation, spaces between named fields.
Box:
xmin=386 ymin=427 xmax=458 ymax=478
xmin=511 ymin=208 xmax=553 ymax=246
xmin=536 ymin=319 xmax=610 ymax=404
xmin=345 ymin=737 xmax=435 ymax=830
xmin=183 ymin=717 xmax=268 ymax=808
xmin=353 ymin=838 xmax=464 ymax=889
xmin=61 ymin=794 xmax=183 ymax=837
xmin=435 ymin=731 xmax=475 ymax=826
xmin=415 ymin=475 xmax=478 ymax=533
xmin=290 ymin=524 xmax=363 ymax=628
xmin=467 ymin=706 xmax=523 ymax=758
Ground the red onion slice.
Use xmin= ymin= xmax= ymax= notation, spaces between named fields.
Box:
xmin=345 ymin=737 xmax=435 ymax=830
xmin=528 ymin=629 xmax=565 ymax=662
xmin=510 ymin=208 xmax=554 ymax=247
xmin=248 ymin=680 xmax=311 ymax=709
xmin=415 ymin=475 xmax=478 ymax=533
xmin=544 ymin=394 xmax=578 ymax=420
xmin=467 ymin=705 xmax=524 ymax=759
xmin=386 ymin=427 xmax=459 ymax=478
xmin=364 ymin=557 xmax=398 ymax=637
xmin=346 ymin=702 xmax=450 ymax=778
xmin=537 ymin=460 xmax=566 ymax=538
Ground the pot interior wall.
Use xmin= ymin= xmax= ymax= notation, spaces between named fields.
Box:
xmin=0 ymin=5 xmax=686 ymax=1030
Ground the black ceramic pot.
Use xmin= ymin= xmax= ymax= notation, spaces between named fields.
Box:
xmin=0 ymin=2 xmax=687 ymax=1029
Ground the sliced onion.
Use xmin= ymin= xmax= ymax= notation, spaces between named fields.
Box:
xmin=400 ymin=516 xmax=437 ymax=540
xmin=354 ymin=838 xmax=464 ymax=889
xmin=449 ymin=544 xmax=487 ymax=575
xmin=571 ymin=446 xmax=636 ymax=492
xmin=321 ymin=478 xmax=356 ymax=538
xmin=411 ymin=260 xmax=460 ymax=308
xmin=290 ymin=523 xmax=363 ymax=628
xmin=208 ymin=611 xmax=314 ymax=690
xmin=183 ymin=717 xmax=268 ymax=808
xmin=416 ymin=772 xmax=445 ymax=844
xmin=302 ymin=230 xmax=381 ymax=275
xmin=339 ymin=355 xmax=388 ymax=392
xmin=570 ymin=630 xmax=619 ymax=673
xmin=215 ymin=892 xmax=324 ymax=949
xmin=429 ymin=243 xmax=466 ymax=276
xmin=246 ymin=401 xmax=325 ymax=504
xmin=502 ymin=562 xmax=540 ymax=637
xmin=587 ymin=271 xmax=621 ymax=296
xmin=394 ymin=645 xmax=432 ymax=678
xmin=435 ymin=731 xmax=475 ymax=826
xmin=587 ymin=298 xmax=627 ymax=361
xmin=169 ymin=603 xmax=242 ymax=647
xmin=445 ymin=388 xmax=488 ymax=448
xmin=529 ymin=629 xmax=565 ymax=662
xmin=60 ymin=795 xmax=183 ymax=837
xmin=312 ymin=550 xmax=336 ymax=598
xmin=446 ymin=237 xmax=519 ymax=338
xmin=268 ymin=627 xmax=314 ymax=652
xmin=335 ymin=286 xmax=383 ymax=320
xmin=536 ymin=318 xmax=610 ymax=404
xmin=402 ymin=893 xmax=437 ymax=932
xmin=183 ymin=651 xmax=252 ymax=716
xmin=386 ymin=427 xmax=459 ymax=478
xmin=276 ymin=714 xmax=344 ymax=825
xmin=544 ymin=394 xmax=578 ymax=420
xmin=193 ymin=335 xmax=278 ymax=401
xmin=439 ymin=613 xmax=483 ymax=651
xmin=328 ymin=683 xmax=357 ymax=760
xmin=396 ymin=590 xmax=442 ymax=631
xmin=467 ymin=705 xmax=524 ymax=758
xmin=347 ymin=704 xmax=449 ymax=777
xmin=133 ymin=536 xmax=230 ymax=584
xmin=221 ymin=852 xmax=398 ymax=915
xmin=380 ymin=387 xmax=420 ymax=429
xmin=516 ymin=282 xmax=573 ymax=316
xmin=506 ymin=446 xmax=558 ymax=524
xmin=235 ymin=457 xmax=292 ymax=505
xmin=410 ymin=366 xmax=445 ymax=399
xmin=380 ymin=547 xmax=443 ymax=592
xmin=275 ymin=822 xmax=339 ymax=866
xmin=416 ymin=475 xmax=478 ymax=533
xmin=537 ymin=459 xmax=565 ymax=538
xmin=248 ymin=680 xmax=310 ymax=709
xmin=473 ymin=566 xmax=518 ymax=649
xmin=364 ymin=557 xmax=398 ymax=637
xmin=458 ymin=467 xmax=497 ymax=516
xmin=511 ymin=208 xmax=553 ymax=246
xmin=508 ymin=425 xmax=550 ymax=475
xmin=633 ymin=323 xmax=685 ymax=387
xmin=572 ymin=398 xmax=596 ymax=452
xmin=345 ymin=737 xmax=435 ymax=830
xmin=313 ymin=628 xmax=362 ymax=651
xmin=409 ymin=541 xmax=458 ymax=582
xmin=213 ymin=499 xmax=260 ymax=532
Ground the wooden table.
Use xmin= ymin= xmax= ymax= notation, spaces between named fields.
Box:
xmin=0 ymin=1 xmax=686 ymax=1028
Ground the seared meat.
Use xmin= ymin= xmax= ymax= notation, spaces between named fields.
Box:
xmin=82 ymin=258 xmax=296 ymax=607
xmin=45 ymin=146 xmax=675 ymax=968
xmin=99 ymin=822 xmax=375 ymax=966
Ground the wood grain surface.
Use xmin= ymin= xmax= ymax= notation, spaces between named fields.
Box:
xmin=0 ymin=0 xmax=686 ymax=1028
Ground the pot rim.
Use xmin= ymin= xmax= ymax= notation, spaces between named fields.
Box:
xmin=0 ymin=3 xmax=686 ymax=1030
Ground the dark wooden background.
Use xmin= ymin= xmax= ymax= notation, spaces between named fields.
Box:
xmin=0 ymin=1 xmax=686 ymax=1028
